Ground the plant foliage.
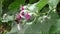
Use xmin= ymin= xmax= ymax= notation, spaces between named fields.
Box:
xmin=0 ymin=0 xmax=60 ymax=34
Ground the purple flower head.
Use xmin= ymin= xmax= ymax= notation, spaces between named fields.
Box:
xmin=16 ymin=6 xmax=31 ymax=22
xmin=25 ymin=13 xmax=31 ymax=20
xmin=16 ymin=14 xmax=21 ymax=20
xmin=20 ymin=6 xmax=24 ymax=11
xmin=21 ymin=11 xmax=24 ymax=16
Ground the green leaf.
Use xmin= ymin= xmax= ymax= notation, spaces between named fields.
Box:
xmin=56 ymin=19 xmax=60 ymax=33
xmin=29 ymin=0 xmax=39 ymax=4
xmin=47 ymin=12 xmax=59 ymax=34
xmin=48 ymin=19 xmax=60 ymax=34
xmin=37 ymin=0 xmax=48 ymax=11
xmin=8 ymin=0 xmax=25 ymax=12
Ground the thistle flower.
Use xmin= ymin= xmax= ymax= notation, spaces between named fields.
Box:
xmin=16 ymin=3 xmax=38 ymax=30
xmin=16 ymin=6 xmax=31 ymax=30
xmin=20 ymin=5 xmax=31 ymax=20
